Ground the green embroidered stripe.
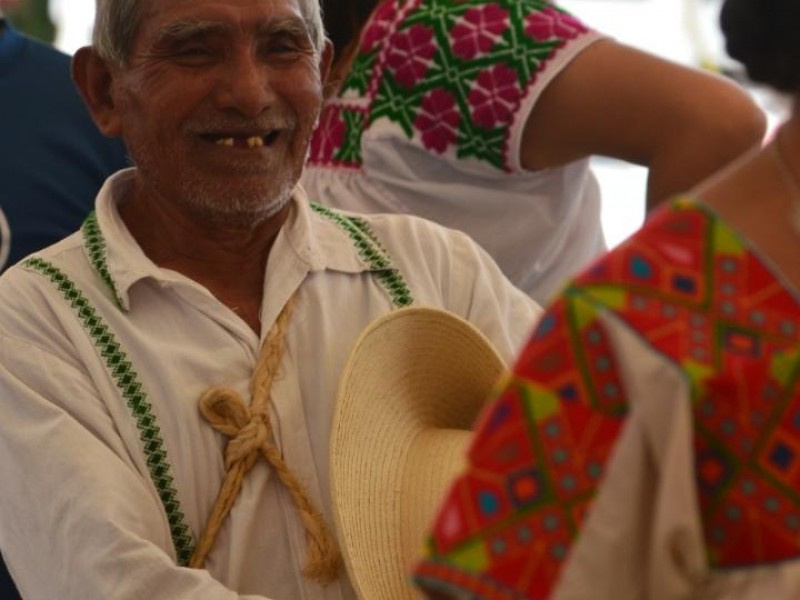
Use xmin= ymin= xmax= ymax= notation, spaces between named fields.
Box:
xmin=310 ymin=203 xmax=414 ymax=307
xmin=82 ymin=212 xmax=126 ymax=310
xmin=23 ymin=257 xmax=196 ymax=566
xmin=336 ymin=109 xmax=367 ymax=165
xmin=348 ymin=214 xmax=389 ymax=253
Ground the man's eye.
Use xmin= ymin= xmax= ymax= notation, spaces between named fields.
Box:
xmin=260 ymin=35 xmax=310 ymax=57
xmin=265 ymin=42 xmax=299 ymax=54
xmin=176 ymin=46 xmax=210 ymax=56
xmin=169 ymin=45 xmax=217 ymax=65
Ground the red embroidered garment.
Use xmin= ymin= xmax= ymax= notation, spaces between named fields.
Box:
xmin=415 ymin=199 xmax=800 ymax=599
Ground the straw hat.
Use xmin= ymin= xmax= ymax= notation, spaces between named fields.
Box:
xmin=330 ymin=306 xmax=508 ymax=600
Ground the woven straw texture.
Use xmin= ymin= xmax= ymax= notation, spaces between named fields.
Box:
xmin=331 ymin=307 xmax=506 ymax=600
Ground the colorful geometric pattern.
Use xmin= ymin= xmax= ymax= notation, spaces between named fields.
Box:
xmin=308 ymin=0 xmax=591 ymax=172
xmin=415 ymin=199 xmax=800 ymax=598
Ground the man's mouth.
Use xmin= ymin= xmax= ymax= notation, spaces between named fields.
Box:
xmin=201 ymin=131 xmax=281 ymax=149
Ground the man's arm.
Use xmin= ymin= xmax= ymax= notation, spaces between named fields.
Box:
xmin=520 ymin=39 xmax=767 ymax=209
xmin=425 ymin=224 xmax=543 ymax=361
xmin=0 ymin=335 xmax=265 ymax=600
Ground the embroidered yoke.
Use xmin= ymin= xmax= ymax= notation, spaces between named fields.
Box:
xmin=302 ymin=0 xmax=607 ymax=303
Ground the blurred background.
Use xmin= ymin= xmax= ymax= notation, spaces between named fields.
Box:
xmin=5 ymin=0 xmax=790 ymax=248
xmin=558 ymin=0 xmax=790 ymax=247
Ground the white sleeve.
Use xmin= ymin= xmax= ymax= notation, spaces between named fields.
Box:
xmin=439 ymin=227 xmax=543 ymax=363
xmin=0 ymin=335 xmax=270 ymax=600
xmin=369 ymin=212 xmax=542 ymax=363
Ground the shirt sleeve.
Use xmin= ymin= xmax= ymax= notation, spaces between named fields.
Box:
xmin=0 ymin=335 xmax=270 ymax=600
xmin=384 ymin=213 xmax=542 ymax=362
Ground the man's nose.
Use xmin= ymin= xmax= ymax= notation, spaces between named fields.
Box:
xmin=215 ymin=51 xmax=275 ymax=117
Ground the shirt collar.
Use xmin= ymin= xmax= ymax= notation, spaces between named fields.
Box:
xmin=86 ymin=168 xmax=392 ymax=311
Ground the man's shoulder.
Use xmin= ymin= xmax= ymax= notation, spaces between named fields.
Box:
xmin=308 ymin=202 xmax=481 ymax=267
xmin=0 ymin=232 xmax=87 ymax=305
xmin=310 ymin=203 xmax=469 ymax=243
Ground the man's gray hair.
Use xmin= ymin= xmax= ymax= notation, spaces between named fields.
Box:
xmin=93 ymin=0 xmax=326 ymax=65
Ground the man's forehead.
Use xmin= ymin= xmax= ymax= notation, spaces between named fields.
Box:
xmin=152 ymin=15 xmax=311 ymax=45
xmin=138 ymin=0 xmax=307 ymax=36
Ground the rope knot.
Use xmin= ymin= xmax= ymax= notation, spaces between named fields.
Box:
xmin=199 ymin=388 xmax=270 ymax=470
xmin=190 ymin=300 xmax=341 ymax=583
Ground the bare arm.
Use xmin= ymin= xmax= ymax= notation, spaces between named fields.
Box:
xmin=520 ymin=39 xmax=767 ymax=210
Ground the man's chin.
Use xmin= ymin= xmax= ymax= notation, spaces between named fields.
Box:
xmin=180 ymin=190 xmax=294 ymax=229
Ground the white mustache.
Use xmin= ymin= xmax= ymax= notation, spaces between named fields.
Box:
xmin=184 ymin=115 xmax=297 ymax=135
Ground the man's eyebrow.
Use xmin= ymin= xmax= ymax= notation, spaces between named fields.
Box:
xmin=256 ymin=16 xmax=312 ymax=40
xmin=154 ymin=20 xmax=234 ymax=44
xmin=153 ymin=17 xmax=312 ymax=45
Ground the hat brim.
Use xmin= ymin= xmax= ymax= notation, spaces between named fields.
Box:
xmin=331 ymin=307 xmax=507 ymax=600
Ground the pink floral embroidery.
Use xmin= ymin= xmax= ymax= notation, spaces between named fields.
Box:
xmin=362 ymin=0 xmax=399 ymax=53
xmin=450 ymin=4 xmax=510 ymax=61
xmin=468 ymin=64 xmax=521 ymax=129
xmin=310 ymin=106 xmax=346 ymax=163
xmin=385 ymin=24 xmax=437 ymax=88
xmin=525 ymin=6 xmax=589 ymax=42
xmin=415 ymin=88 xmax=461 ymax=154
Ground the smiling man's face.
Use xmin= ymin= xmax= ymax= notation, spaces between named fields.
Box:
xmin=106 ymin=0 xmax=331 ymax=226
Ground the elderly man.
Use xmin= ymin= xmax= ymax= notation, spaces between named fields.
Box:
xmin=0 ymin=0 xmax=538 ymax=598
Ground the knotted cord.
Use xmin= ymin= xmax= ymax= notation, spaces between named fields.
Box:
xmin=190 ymin=300 xmax=341 ymax=583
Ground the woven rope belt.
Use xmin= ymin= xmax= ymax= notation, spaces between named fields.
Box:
xmin=190 ymin=300 xmax=341 ymax=583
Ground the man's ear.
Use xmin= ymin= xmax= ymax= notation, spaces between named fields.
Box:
xmin=319 ymin=39 xmax=335 ymax=98
xmin=72 ymin=46 xmax=124 ymax=138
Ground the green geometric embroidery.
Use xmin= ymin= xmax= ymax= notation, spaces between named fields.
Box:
xmin=371 ymin=74 xmax=419 ymax=139
xmin=23 ymin=257 xmax=196 ymax=566
xmin=365 ymin=0 xmax=579 ymax=170
xmin=310 ymin=203 xmax=414 ymax=307
xmin=456 ymin=123 xmax=508 ymax=171
xmin=335 ymin=109 xmax=367 ymax=165
xmin=343 ymin=49 xmax=378 ymax=96
xmin=82 ymin=212 xmax=126 ymax=310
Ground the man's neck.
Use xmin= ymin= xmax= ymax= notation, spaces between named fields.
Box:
xmin=118 ymin=183 xmax=293 ymax=335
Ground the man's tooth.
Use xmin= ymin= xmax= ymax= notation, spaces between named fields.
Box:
xmin=213 ymin=136 xmax=263 ymax=148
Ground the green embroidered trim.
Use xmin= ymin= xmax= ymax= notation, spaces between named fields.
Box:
xmin=82 ymin=212 xmax=126 ymax=310
xmin=310 ymin=203 xmax=414 ymax=307
xmin=335 ymin=109 xmax=367 ymax=165
xmin=349 ymin=215 xmax=389 ymax=253
xmin=343 ymin=49 xmax=378 ymax=96
xmin=23 ymin=257 xmax=196 ymax=566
